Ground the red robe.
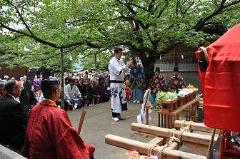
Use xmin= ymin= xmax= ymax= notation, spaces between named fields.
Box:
xmin=22 ymin=100 xmax=95 ymax=159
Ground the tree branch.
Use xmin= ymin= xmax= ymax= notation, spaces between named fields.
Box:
xmin=126 ymin=2 xmax=148 ymax=12
xmin=148 ymin=0 xmax=156 ymax=12
xmin=0 ymin=23 xmax=59 ymax=48
xmin=224 ymin=0 xmax=240 ymax=8
xmin=193 ymin=0 xmax=240 ymax=31
xmin=116 ymin=0 xmax=136 ymax=15
xmin=157 ymin=0 xmax=169 ymax=18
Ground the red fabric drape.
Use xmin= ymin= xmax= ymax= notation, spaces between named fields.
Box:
xmin=197 ymin=24 xmax=240 ymax=132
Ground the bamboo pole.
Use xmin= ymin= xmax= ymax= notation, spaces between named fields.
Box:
xmin=105 ymin=134 xmax=206 ymax=159
xmin=131 ymin=123 xmax=214 ymax=146
xmin=174 ymin=120 xmax=213 ymax=133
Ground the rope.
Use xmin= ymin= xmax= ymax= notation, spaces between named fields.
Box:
xmin=206 ymin=129 xmax=216 ymax=159
xmin=158 ymin=144 xmax=168 ymax=159
xmin=148 ymin=124 xmax=196 ymax=158
xmin=199 ymin=46 xmax=209 ymax=63
xmin=169 ymin=128 xmax=181 ymax=144
xmin=147 ymin=144 xmax=158 ymax=156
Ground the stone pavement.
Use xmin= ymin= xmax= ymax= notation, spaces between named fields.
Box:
xmin=68 ymin=102 xmax=156 ymax=159
xmin=67 ymin=102 xmax=206 ymax=159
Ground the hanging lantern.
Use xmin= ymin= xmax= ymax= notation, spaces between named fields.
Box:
xmin=181 ymin=53 xmax=184 ymax=59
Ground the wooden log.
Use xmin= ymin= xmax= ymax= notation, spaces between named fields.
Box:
xmin=131 ymin=123 xmax=213 ymax=146
xmin=174 ymin=120 xmax=213 ymax=133
xmin=148 ymin=137 xmax=164 ymax=145
xmin=105 ymin=134 xmax=206 ymax=159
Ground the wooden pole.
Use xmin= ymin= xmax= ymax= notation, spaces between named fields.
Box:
xmin=145 ymin=108 xmax=149 ymax=125
xmin=60 ymin=48 xmax=64 ymax=108
xmin=174 ymin=120 xmax=213 ymax=133
xmin=131 ymin=123 xmax=215 ymax=146
xmin=105 ymin=134 xmax=206 ymax=159
xmin=77 ymin=109 xmax=86 ymax=134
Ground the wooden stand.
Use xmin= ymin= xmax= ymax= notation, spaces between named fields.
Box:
xmin=155 ymin=99 xmax=197 ymax=128
xmin=105 ymin=120 xmax=216 ymax=159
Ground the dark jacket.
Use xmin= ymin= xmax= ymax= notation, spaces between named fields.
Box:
xmin=20 ymin=89 xmax=38 ymax=113
xmin=0 ymin=94 xmax=27 ymax=150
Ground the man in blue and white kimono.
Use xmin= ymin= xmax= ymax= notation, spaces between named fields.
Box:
xmin=108 ymin=47 xmax=133 ymax=121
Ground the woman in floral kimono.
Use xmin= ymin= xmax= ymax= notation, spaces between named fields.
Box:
xmin=167 ymin=66 xmax=186 ymax=93
xmin=150 ymin=67 xmax=166 ymax=104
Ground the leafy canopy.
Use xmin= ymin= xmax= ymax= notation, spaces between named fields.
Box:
xmin=1 ymin=0 xmax=240 ymax=71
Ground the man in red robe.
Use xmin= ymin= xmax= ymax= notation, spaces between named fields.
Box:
xmin=22 ymin=77 xmax=95 ymax=159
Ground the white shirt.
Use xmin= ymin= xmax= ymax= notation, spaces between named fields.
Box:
xmin=8 ymin=94 xmax=20 ymax=103
xmin=108 ymin=57 xmax=128 ymax=81
xmin=64 ymin=84 xmax=81 ymax=100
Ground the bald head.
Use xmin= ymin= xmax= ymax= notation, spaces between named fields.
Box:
xmin=5 ymin=80 xmax=21 ymax=97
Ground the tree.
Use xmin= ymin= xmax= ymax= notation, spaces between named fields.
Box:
xmin=1 ymin=0 xmax=240 ymax=80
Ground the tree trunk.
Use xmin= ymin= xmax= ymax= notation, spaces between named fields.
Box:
xmin=141 ymin=56 xmax=155 ymax=86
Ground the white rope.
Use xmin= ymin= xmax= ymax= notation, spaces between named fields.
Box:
xmin=199 ymin=46 xmax=209 ymax=63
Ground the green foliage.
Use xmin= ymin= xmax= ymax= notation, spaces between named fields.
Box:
xmin=1 ymin=0 xmax=240 ymax=72
xmin=81 ymin=50 xmax=112 ymax=71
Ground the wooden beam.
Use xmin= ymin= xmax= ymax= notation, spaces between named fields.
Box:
xmin=174 ymin=120 xmax=213 ymax=133
xmin=172 ymin=99 xmax=196 ymax=115
xmin=148 ymin=137 xmax=164 ymax=145
xmin=184 ymin=141 xmax=208 ymax=155
xmin=131 ymin=123 xmax=214 ymax=146
xmin=105 ymin=134 xmax=206 ymax=159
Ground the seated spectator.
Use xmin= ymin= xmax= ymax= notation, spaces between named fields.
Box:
xmin=0 ymin=80 xmax=27 ymax=151
xmin=92 ymin=80 xmax=100 ymax=105
xmin=3 ymin=75 xmax=9 ymax=82
xmin=22 ymin=77 xmax=95 ymax=159
xmin=64 ymin=78 xmax=82 ymax=110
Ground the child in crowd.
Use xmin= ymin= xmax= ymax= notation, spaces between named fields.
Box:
xmin=124 ymin=79 xmax=132 ymax=101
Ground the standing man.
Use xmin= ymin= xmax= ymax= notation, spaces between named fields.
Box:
xmin=108 ymin=47 xmax=132 ymax=121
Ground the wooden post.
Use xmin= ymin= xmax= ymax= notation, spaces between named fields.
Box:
xmin=161 ymin=114 xmax=163 ymax=127
xmin=105 ymin=134 xmax=206 ymax=159
xmin=77 ymin=109 xmax=86 ymax=134
xmin=145 ymin=108 xmax=149 ymax=125
xmin=131 ymin=123 xmax=215 ymax=146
